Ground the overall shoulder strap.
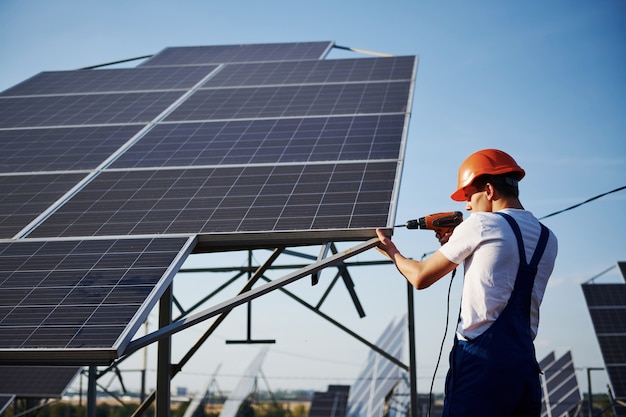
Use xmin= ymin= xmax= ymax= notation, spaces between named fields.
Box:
xmin=495 ymin=212 xmax=526 ymax=264
xmin=495 ymin=212 xmax=550 ymax=267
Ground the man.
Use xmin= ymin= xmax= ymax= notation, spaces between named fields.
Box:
xmin=376 ymin=149 xmax=558 ymax=416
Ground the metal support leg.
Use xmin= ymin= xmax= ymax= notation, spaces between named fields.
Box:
xmin=87 ymin=366 xmax=97 ymax=417
xmin=407 ymin=282 xmax=418 ymax=417
xmin=156 ymin=285 xmax=172 ymax=417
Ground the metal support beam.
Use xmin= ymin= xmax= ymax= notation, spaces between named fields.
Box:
xmin=125 ymin=238 xmax=379 ymax=354
xmin=156 ymin=286 xmax=172 ymax=417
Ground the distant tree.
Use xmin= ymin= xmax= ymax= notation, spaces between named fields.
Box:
xmin=291 ymin=405 xmax=307 ymax=417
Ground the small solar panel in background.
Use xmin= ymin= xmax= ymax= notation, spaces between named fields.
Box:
xmin=582 ymin=282 xmax=626 ymax=415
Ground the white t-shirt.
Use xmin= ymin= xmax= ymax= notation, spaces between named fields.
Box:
xmin=439 ymin=209 xmax=558 ymax=341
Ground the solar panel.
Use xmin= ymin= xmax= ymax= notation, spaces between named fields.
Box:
xmin=0 ymin=126 xmax=143 ymax=173
xmin=539 ymin=351 xmax=582 ymax=417
xmin=0 ymin=236 xmax=195 ymax=364
xmin=140 ymin=41 xmax=333 ymax=67
xmin=0 ymin=366 xmax=80 ymax=397
xmin=204 ymin=56 xmax=415 ymax=87
xmin=27 ymin=162 xmax=397 ymax=240
xmin=308 ymin=385 xmax=350 ymax=417
xmin=164 ymin=82 xmax=410 ymax=122
xmin=109 ymin=115 xmax=405 ymax=168
xmin=346 ymin=315 xmax=406 ymax=417
xmin=0 ymin=92 xmax=186 ymax=128
xmin=219 ymin=346 xmax=269 ymax=417
xmin=0 ymin=66 xmax=219 ymax=96
xmin=582 ymin=283 xmax=626 ymax=403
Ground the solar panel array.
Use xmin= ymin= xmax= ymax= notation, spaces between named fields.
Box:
xmin=0 ymin=41 xmax=416 ymax=371
xmin=346 ymin=315 xmax=406 ymax=417
xmin=539 ymin=351 xmax=582 ymax=417
xmin=582 ymin=281 xmax=626 ymax=412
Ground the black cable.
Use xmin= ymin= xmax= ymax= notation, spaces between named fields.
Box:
xmin=428 ymin=268 xmax=456 ymax=417
xmin=538 ymin=185 xmax=625 ymax=220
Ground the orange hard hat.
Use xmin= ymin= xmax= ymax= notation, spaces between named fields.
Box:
xmin=451 ymin=149 xmax=525 ymax=201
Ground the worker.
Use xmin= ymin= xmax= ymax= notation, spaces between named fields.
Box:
xmin=376 ymin=149 xmax=558 ymax=416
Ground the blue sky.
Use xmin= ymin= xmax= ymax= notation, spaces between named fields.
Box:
xmin=2 ymin=0 xmax=625 ymax=398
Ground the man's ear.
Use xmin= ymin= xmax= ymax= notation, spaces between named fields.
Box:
xmin=484 ymin=182 xmax=496 ymax=200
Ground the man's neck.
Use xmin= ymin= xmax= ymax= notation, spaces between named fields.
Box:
xmin=493 ymin=197 xmax=524 ymax=211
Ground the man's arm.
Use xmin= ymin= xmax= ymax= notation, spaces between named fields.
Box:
xmin=376 ymin=228 xmax=458 ymax=289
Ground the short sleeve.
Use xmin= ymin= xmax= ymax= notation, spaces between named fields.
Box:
xmin=439 ymin=213 xmax=483 ymax=264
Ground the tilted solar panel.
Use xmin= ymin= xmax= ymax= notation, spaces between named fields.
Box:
xmin=28 ymin=162 xmax=397 ymax=241
xmin=0 ymin=66 xmax=219 ymax=96
xmin=539 ymin=351 xmax=581 ymax=417
xmin=0 ymin=126 xmax=142 ymax=173
xmin=140 ymin=41 xmax=333 ymax=67
xmin=0 ymin=236 xmax=195 ymax=364
xmin=164 ymin=82 xmax=410 ymax=122
xmin=110 ymin=115 xmax=404 ymax=168
xmin=0 ymin=91 xmax=186 ymax=128
xmin=204 ymin=56 xmax=415 ymax=87
xmin=346 ymin=315 xmax=406 ymax=417
xmin=0 ymin=366 xmax=80 ymax=397
xmin=582 ymin=283 xmax=626 ymax=401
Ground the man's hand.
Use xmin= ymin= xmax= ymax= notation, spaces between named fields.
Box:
xmin=436 ymin=230 xmax=453 ymax=245
xmin=375 ymin=228 xmax=400 ymax=260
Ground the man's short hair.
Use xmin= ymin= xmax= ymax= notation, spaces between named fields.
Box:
xmin=473 ymin=174 xmax=520 ymax=198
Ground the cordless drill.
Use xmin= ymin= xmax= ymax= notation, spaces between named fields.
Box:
xmin=395 ymin=211 xmax=464 ymax=236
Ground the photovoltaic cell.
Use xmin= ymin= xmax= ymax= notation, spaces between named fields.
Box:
xmin=165 ymin=82 xmax=410 ymax=122
xmin=204 ymin=56 xmax=415 ymax=87
xmin=582 ymin=283 xmax=626 ymax=401
xmin=110 ymin=115 xmax=404 ymax=168
xmin=0 ymin=236 xmax=194 ymax=364
xmin=0 ymin=173 xmax=86 ymax=239
xmin=140 ymin=41 xmax=333 ymax=67
xmin=0 ymin=66 xmax=219 ymax=96
xmin=0 ymin=125 xmax=143 ymax=173
xmin=0 ymin=91 xmax=184 ymax=128
xmin=0 ymin=366 xmax=80 ymax=397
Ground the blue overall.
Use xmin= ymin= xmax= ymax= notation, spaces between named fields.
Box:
xmin=442 ymin=212 xmax=550 ymax=417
